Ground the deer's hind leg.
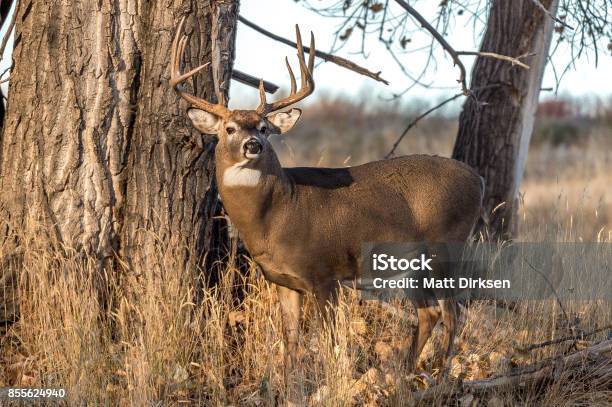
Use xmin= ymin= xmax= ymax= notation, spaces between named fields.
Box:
xmin=436 ymin=298 xmax=460 ymax=372
xmin=407 ymin=298 xmax=441 ymax=371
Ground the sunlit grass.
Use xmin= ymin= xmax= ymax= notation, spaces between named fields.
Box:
xmin=0 ymin=206 xmax=610 ymax=405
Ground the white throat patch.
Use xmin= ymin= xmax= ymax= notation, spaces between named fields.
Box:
xmin=223 ymin=160 xmax=261 ymax=188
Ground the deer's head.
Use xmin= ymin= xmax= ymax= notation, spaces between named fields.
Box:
xmin=170 ymin=18 xmax=315 ymax=171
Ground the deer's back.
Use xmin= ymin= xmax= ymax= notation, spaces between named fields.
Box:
xmin=285 ymin=154 xmax=483 ymax=236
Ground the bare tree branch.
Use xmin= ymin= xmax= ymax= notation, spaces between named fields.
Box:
xmin=238 ymin=15 xmax=389 ymax=85
xmin=385 ymin=84 xmax=501 ymax=159
xmin=0 ymin=65 xmax=10 ymax=80
xmin=529 ymin=0 xmax=574 ymax=30
xmin=393 ymin=2 xmax=530 ymax=93
xmin=302 ymin=0 xmax=609 ymax=98
xmin=0 ymin=2 xmax=15 ymax=61
xmin=0 ymin=0 xmax=14 ymax=28
xmin=385 ymin=92 xmax=464 ymax=159
xmin=457 ymin=51 xmax=534 ymax=69
xmin=394 ymin=0 xmax=469 ymax=95
xmin=231 ymin=69 xmax=278 ymax=94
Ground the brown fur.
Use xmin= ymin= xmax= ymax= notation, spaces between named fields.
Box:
xmin=221 ymin=155 xmax=482 ymax=293
xmin=228 ymin=110 xmax=263 ymax=129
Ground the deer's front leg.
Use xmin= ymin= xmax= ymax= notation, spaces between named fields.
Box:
xmin=314 ymin=282 xmax=338 ymax=325
xmin=277 ymin=285 xmax=302 ymax=373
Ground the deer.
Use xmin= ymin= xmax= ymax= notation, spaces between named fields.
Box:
xmin=169 ymin=17 xmax=484 ymax=374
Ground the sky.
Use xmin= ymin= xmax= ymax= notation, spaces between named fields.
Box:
xmin=231 ymin=1 xmax=611 ymax=109
xmin=1 ymin=1 xmax=610 ymax=107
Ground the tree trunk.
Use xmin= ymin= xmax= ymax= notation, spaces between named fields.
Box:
xmin=452 ymin=0 xmax=558 ymax=240
xmin=122 ymin=1 xmax=238 ymax=279
xmin=0 ymin=0 xmax=238 ymax=324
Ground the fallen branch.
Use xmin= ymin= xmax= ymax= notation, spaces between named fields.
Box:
xmin=238 ymin=15 xmax=389 ymax=85
xmin=411 ymin=339 xmax=612 ymax=405
xmin=519 ymin=325 xmax=612 ymax=352
xmin=468 ymin=339 xmax=612 ymax=390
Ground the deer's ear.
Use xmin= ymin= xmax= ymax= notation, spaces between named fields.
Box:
xmin=267 ymin=109 xmax=302 ymax=134
xmin=187 ymin=108 xmax=221 ymax=135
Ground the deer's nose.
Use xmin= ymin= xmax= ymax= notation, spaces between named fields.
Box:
xmin=243 ymin=138 xmax=263 ymax=157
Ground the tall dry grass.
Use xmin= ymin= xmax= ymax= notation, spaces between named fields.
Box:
xmin=1 ymin=213 xmax=610 ymax=405
xmin=1 ymin=95 xmax=611 ymax=405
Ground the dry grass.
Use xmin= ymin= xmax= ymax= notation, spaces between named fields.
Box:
xmin=1 ymin=227 xmax=610 ymax=406
xmin=1 ymin=96 xmax=611 ymax=405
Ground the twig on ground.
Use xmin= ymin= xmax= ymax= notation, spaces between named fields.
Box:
xmin=412 ymin=339 xmax=612 ymax=404
xmin=519 ymin=325 xmax=612 ymax=352
xmin=238 ymin=16 xmax=389 ymax=85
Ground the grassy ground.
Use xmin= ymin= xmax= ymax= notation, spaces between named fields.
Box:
xmin=1 ymin=97 xmax=611 ymax=406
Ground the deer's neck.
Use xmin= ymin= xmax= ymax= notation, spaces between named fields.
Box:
xmin=215 ymin=151 xmax=292 ymax=254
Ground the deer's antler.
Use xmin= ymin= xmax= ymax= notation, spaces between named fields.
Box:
xmin=170 ymin=16 xmax=230 ymax=118
xmin=256 ymin=25 xmax=315 ymax=116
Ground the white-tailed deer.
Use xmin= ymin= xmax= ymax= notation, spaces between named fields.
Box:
xmin=170 ymin=17 xmax=483 ymax=372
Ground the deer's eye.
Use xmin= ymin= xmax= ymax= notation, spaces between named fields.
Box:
xmin=226 ymin=127 xmax=236 ymax=135
xmin=259 ymin=126 xmax=267 ymax=134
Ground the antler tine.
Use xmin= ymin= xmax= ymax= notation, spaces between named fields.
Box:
xmin=295 ymin=25 xmax=306 ymax=89
xmin=170 ymin=17 xmax=186 ymax=82
xmin=256 ymin=24 xmax=316 ymax=115
xmin=308 ymin=32 xmax=315 ymax=73
xmin=285 ymin=57 xmax=297 ymax=95
xmin=258 ymin=79 xmax=267 ymax=107
xmin=169 ymin=16 xmax=230 ymax=118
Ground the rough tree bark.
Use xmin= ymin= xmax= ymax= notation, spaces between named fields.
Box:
xmin=452 ymin=0 xmax=558 ymax=240
xmin=0 ymin=0 xmax=238 ymax=323
xmin=122 ymin=1 xmax=238 ymax=277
